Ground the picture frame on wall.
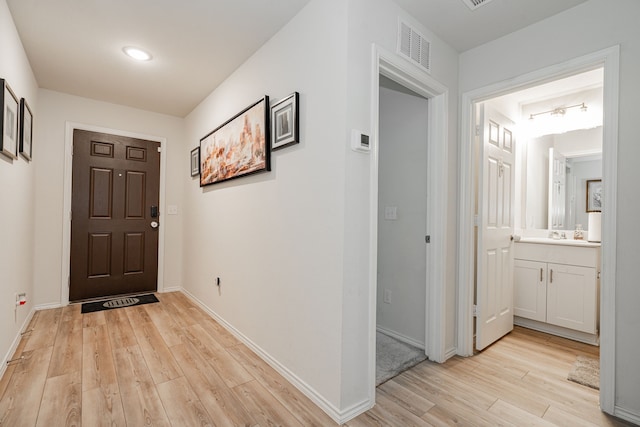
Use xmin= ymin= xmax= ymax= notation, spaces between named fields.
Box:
xmin=19 ymin=98 xmax=33 ymax=161
xmin=190 ymin=146 xmax=200 ymax=177
xmin=270 ymin=92 xmax=299 ymax=151
xmin=586 ymin=179 xmax=602 ymax=212
xmin=1 ymin=79 xmax=19 ymax=160
xmin=199 ymin=96 xmax=270 ymax=186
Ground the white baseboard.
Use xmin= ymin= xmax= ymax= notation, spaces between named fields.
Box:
xmin=614 ymin=405 xmax=640 ymax=425
xmin=444 ymin=346 xmax=457 ymax=361
xmin=180 ymin=288 xmax=368 ymax=424
xmin=34 ymin=302 xmax=63 ymax=311
xmin=376 ymin=325 xmax=425 ymax=350
xmin=0 ymin=308 xmax=36 ymax=381
xmin=159 ymin=286 xmax=181 ymax=293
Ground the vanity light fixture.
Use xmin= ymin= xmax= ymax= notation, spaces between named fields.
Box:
xmin=122 ymin=46 xmax=153 ymax=61
xmin=529 ymin=102 xmax=587 ymax=120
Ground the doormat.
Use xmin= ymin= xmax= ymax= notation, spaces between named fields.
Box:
xmin=81 ymin=294 xmax=159 ymax=314
xmin=568 ymin=355 xmax=599 ymax=390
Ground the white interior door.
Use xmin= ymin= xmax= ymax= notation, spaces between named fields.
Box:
xmin=476 ymin=105 xmax=516 ymax=351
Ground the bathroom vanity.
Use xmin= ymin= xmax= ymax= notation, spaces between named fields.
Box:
xmin=514 ymin=238 xmax=600 ymax=345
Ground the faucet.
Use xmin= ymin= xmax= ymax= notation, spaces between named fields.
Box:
xmin=550 ymin=230 xmax=566 ymax=239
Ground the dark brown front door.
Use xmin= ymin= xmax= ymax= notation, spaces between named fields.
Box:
xmin=70 ymin=129 xmax=161 ymax=301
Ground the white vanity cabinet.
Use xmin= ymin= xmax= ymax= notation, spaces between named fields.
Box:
xmin=514 ymin=240 xmax=600 ymax=343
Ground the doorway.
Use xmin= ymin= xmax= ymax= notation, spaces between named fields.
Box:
xmin=458 ymin=47 xmax=620 ymax=412
xmin=69 ymin=129 xmax=161 ymax=301
xmin=368 ymin=45 xmax=450 ymax=400
xmin=375 ymin=75 xmax=429 ymax=385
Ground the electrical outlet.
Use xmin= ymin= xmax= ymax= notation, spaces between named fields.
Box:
xmin=383 ymin=289 xmax=391 ymax=304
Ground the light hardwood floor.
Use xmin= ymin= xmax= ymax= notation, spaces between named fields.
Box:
xmin=0 ymin=291 xmax=632 ymax=426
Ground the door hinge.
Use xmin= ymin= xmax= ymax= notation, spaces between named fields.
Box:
xmin=475 ymin=125 xmax=480 ymax=136
xmin=473 ymin=214 xmax=479 ymax=226
xmin=425 ymin=235 xmax=431 ymax=244
xmin=68 ymin=277 xmax=70 ymax=289
xmin=157 ymin=147 xmax=162 ymax=153
xmin=473 ymin=304 xmax=478 ymax=317
xmin=70 ymin=211 xmax=72 ymax=221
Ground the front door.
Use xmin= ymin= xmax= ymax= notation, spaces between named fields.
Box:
xmin=69 ymin=129 xmax=161 ymax=301
xmin=476 ymin=105 xmax=516 ymax=351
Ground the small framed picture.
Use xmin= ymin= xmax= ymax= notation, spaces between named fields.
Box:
xmin=586 ymin=179 xmax=602 ymax=212
xmin=190 ymin=146 xmax=200 ymax=177
xmin=1 ymin=79 xmax=19 ymax=160
xmin=19 ymin=98 xmax=33 ymax=161
xmin=270 ymin=92 xmax=299 ymax=151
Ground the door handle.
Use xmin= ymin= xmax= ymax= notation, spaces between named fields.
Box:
xmin=150 ymin=221 xmax=159 ymax=229
xmin=550 ymin=269 xmax=553 ymax=283
xmin=540 ymin=268 xmax=543 ymax=282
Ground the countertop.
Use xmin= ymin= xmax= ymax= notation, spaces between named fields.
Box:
xmin=516 ymin=237 xmax=601 ymax=248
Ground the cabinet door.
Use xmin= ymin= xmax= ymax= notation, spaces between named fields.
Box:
xmin=514 ymin=259 xmax=547 ymax=322
xmin=546 ymin=263 xmax=597 ymax=334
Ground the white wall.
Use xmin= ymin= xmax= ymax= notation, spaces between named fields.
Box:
xmin=182 ymin=0 xmax=349 ymax=417
xmin=0 ymin=0 xmax=39 ymax=369
xmin=460 ymin=0 xmax=640 ymax=419
xmin=377 ymin=79 xmax=428 ymax=346
xmin=33 ymin=90 xmax=185 ymax=305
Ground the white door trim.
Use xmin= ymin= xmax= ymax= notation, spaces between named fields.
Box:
xmin=60 ymin=122 xmax=168 ymax=304
xmin=457 ymin=46 xmax=619 ymax=414
xmin=369 ymin=44 xmax=449 ymax=401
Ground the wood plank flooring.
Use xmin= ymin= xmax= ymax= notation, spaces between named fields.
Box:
xmin=0 ymin=291 xmax=633 ymax=426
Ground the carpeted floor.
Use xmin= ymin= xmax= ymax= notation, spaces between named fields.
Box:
xmin=568 ymin=355 xmax=600 ymax=390
xmin=376 ymin=331 xmax=427 ymax=386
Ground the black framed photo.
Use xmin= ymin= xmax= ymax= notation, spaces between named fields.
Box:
xmin=190 ymin=146 xmax=200 ymax=176
xmin=586 ymin=179 xmax=602 ymax=212
xmin=200 ymin=96 xmax=270 ymax=186
xmin=270 ymin=92 xmax=299 ymax=150
xmin=1 ymin=79 xmax=19 ymax=160
xmin=19 ymin=98 xmax=33 ymax=161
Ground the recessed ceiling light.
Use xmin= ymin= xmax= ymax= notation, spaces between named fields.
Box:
xmin=123 ymin=46 xmax=152 ymax=61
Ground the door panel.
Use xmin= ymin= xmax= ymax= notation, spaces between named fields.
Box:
xmin=476 ymin=105 xmax=516 ymax=351
xmin=70 ymin=129 xmax=160 ymax=301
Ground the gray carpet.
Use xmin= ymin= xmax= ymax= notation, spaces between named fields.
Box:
xmin=568 ymin=355 xmax=599 ymax=390
xmin=376 ymin=331 xmax=427 ymax=386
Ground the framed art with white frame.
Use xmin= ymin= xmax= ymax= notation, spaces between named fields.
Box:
xmin=19 ymin=98 xmax=33 ymax=161
xmin=1 ymin=79 xmax=19 ymax=160
xmin=270 ymin=92 xmax=299 ymax=150
xmin=190 ymin=146 xmax=200 ymax=177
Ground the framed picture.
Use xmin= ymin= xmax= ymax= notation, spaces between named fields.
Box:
xmin=1 ymin=79 xmax=19 ymax=160
xmin=19 ymin=98 xmax=33 ymax=161
xmin=271 ymin=92 xmax=299 ymax=150
xmin=190 ymin=146 xmax=200 ymax=176
xmin=586 ymin=179 xmax=602 ymax=212
xmin=200 ymin=96 xmax=270 ymax=186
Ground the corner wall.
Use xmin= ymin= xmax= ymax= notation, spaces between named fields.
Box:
xmin=33 ymin=90 xmax=185 ymax=306
xmin=460 ymin=0 xmax=640 ymax=420
xmin=0 ymin=0 xmax=39 ymax=369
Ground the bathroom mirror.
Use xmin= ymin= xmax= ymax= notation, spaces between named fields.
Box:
xmin=523 ymin=127 xmax=602 ymax=231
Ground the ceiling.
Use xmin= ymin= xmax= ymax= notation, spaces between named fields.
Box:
xmin=7 ymin=0 xmax=587 ymax=117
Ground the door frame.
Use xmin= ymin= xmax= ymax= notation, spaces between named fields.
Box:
xmin=368 ymin=44 xmax=449 ymax=400
xmin=457 ymin=46 xmax=620 ymax=413
xmin=60 ymin=122 xmax=168 ymax=304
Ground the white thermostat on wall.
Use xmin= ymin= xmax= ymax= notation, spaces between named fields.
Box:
xmin=351 ymin=129 xmax=370 ymax=153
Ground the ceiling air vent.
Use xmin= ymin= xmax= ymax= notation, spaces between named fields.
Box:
xmin=461 ymin=0 xmax=495 ymax=10
xmin=398 ymin=20 xmax=431 ymax=73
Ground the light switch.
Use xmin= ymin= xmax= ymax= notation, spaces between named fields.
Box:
xmin=167 ymin=205 xmax=178 ymax=215
xmin=384 ymin=206 xmax=397 ymax=220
